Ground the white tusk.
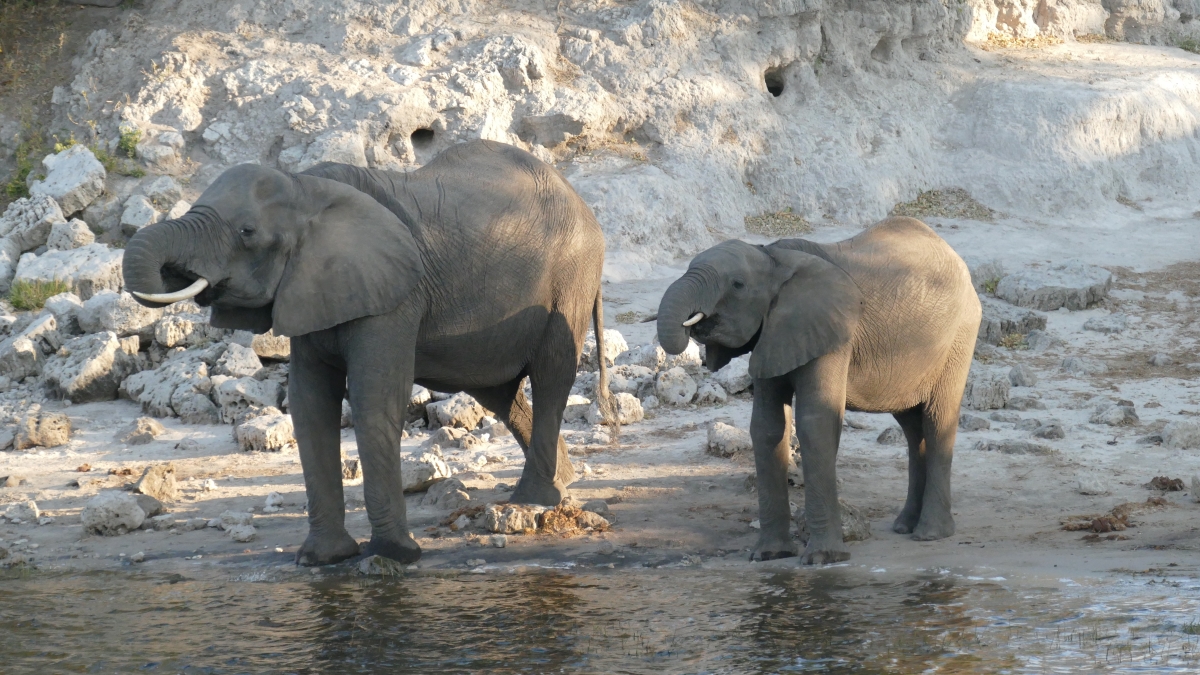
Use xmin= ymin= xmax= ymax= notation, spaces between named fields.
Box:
xmin=131 ymin=278 xmax=209 ymax=304
xmin=682 ymin=312 xmax=705 ymax=327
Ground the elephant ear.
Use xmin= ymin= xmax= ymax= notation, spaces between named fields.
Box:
xmin=271 ymin=176 xmax=424 ymax=337
xmin=748 ymin=248 xmax=863 ymax=380
xmin=211 ymin=305 xmax=274 ymax=334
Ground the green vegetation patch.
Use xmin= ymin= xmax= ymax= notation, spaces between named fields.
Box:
xmin=744 ymin=207 xmax=812 ymax=238
xmin=9 ymin=278 xmax=71 ymax=311
xmin=890 ymin=187 xmax=996 ymax=222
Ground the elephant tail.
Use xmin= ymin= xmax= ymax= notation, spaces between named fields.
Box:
xmin=593 ymin=287 xmax=620 ymax=441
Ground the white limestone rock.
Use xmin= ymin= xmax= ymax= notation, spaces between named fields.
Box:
xmin=77 ymin=291 xmax=163 ymax=338
xmin=0 ymin=194 xmax=65 ymax=252
xmin=218 ymin=511 xmax=253 ymax=529
xmin=962 ymin=365 xmax=1011 ymax=410
xmin=563 ymin=394 xmax=591 ymax=423
xmin=615 ymin=343 xmax=667 ymax=370
xmin=120 ymin=195 xmax=160 ymax=237
xmin=995 ymin=262 xmax=1113 ymax=311
xmin=42 ymin=292 xmax=85 ymax=334
xmin=586 ymin=391 xmax=644 ymax=425
xmin=29 ymin=145 xmax=106 ymax=215
xmin=663 ymin=339 xmax=704 ymax=373
xmin=42 ymin=331 xmax=141 ymax=402
xmin=82 ymin=491 xmax=145 ymax=535
xmin=1061 ymin=356 xmax=1108 ymax=377
xmin=695 ymin=380 xmax=728 ymax=405
xmin=423 ymin=477 xmax=471 ymax=511
xmin=707 ymin=421 xmax=751 ymax=457
xmin=154 ymin=313 xmax=224 ymax=348
xmin=234 ymin=412 xmax=296 ymax=452
xmin=214 ymin=342 xmax=262 ymax=378
xmin=228 ymin=524 xmax=257 ymax=542
xmin=712 ymin=354 xmax=752 ymax=394
xmin=608 ymin=364 xmax=653 ymax=395
xmin=1008 ymin=363 xmax=1037 ymax=387
xmin=14 ymin=407 xmax=72 ymax=450
xmin=165 ymin=200 xmax=191 ymax=220
xmin=120 ymin=348 xmax=214 ymax=419
xmin=11 ymin=244 xmax=123 ymax=300
xmin=1082 ymin=313 xmax=1128 ymax=334
xmin=46 ymin=218 xmax=95 ymax=250
xmin=1089 ymin=402 xmax=1139 ymax=426
xmin=655 ymin=366 xmax=696 ymax=406
xmin=977 ymin=295 xmax=1047 ymax=345
xmin=426 ymin=392 xmax=485 ymax=429
xmin=142 ymin=175 xmax=183 ymax=209
xmin=1163 ymin=420 xmax=1200 ymax=450
xmin=401 ymin=452 xmax=451 ymax=492
xmin=213 ymin=376 xmax=284 ymax=423
xmin=484 ymin=503 xmax=546 ymax=534
xmin=0 ymin=313 xmax=58 ymax=382
xmin=3 ymin=500 xmax=39 ymax=523
xmin=580 ymin=328 xmax=629 ymax=370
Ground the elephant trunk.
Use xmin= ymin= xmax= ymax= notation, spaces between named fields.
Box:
xmin=122 ymin=206 xmax=225 ymax=308
xmin=656 ymin=268 xmax=718 ymax=355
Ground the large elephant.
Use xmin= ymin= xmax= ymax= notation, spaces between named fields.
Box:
xmin=122 ymin=140 xmax=614 ymax=566
xmin=657 ymin=217 xmax=981 ymax=564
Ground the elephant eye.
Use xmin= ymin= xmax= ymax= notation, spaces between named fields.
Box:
xmin=239 ymin=228 xmax=255 ymax=237
xmin=732 ymin=280 xmax=745 ymax=290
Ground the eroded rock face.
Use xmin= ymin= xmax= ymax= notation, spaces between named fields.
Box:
xmin=82 ymin=491 xmax=145 ymax=535
xmin=77 ymin=291 xmax=163 ymax=338
xmin=234 ymin=409 xmax=296 ymax=452
xmin=14 ymin=407 xmax=71 ymax=450
xmin=426 ymin=392 xmax=485 ymax=430
xmin=0 ymin=313 xmax=58 ymax=382
xmin=12 ymin=244 xmax=123 ymax=300
xmin=655 ymin=366 xmax=696 ymax=406
xmin=133 ymin=463 xmax=178 ymax=502
xmin=962 ymin=364 xmax=1011 ymax=410
xmin=978 ymin=295 xmax=1047 ymax=345
xmin=995 ymin=262 xmax=1113 ymax=311
xmin=42 ymin=331 xmax=140 ymax=403
xmin=29 ymin=145 xmax=106 ymax=215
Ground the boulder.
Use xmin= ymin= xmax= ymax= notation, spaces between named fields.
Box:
xmin=995 ymin=262 xmax=1112 ymax=311
xmin=962 ymin=365 xmax=1010 ymax=410
xmin=132 ymin=463 xmax=178 ymax=502
xmin=0 ymin=238 xmax=19 ymax=295
xmin=958 ymin=413 xmax=990 ymax=431
xmin=213 ymin=376 xmax=284 ymax=423
xmin=42 ymin=331 xmax=140 ymax=402
xmin=218 ymin=511 xmax=253 ymax=530
xmin=655 ymin=366 xmax=696 ymax=405
xmin=0 ymin=313 xmax=58 ymax=381
xmin=972 ymin=439 xmax=1055 ymax=455
xmin=250 ymin=331 xmax=289 ymax=360
xmin=3 ymin=500 xmax=39 ymax=523
xmin=1163 ymin=420 xmax=1200 ymax=450
xmin=1025 ymin=329 xmax=1060 ymax=352
xmin=1148 ymin=353 xmax=1173 ymax=367
xmin=484 ymin=503 xmax=546 ymax=534
xmin=142 ymin=175 xmax=183 ymax=209
xmin=228 ymin=524 xmax=257 ymax=542
xmin=426 ymin=392 xmax=485 ymax=429
xmin=166 ymin=200 xmax=191 ymax=220
xmin=1061 ymin=356 xmax=1108 ymax=377
xmin=663 ymin=339 xmax=704 ymax=372
xmin=82 ymin=491 xmax=145 ymax=535
xmin=797 ymin=499 xmax=870 ymax=543
xmin=615 ymin=343 xmax=666 ymax=370
xmin=876 ymin=426 xmax=905 ymax=444
xmin=579 ymin=328 xmax=628 ymax=370
xmin=43 ymin=292 xmax=85 ymax=334
xmin=11 ymin=244 xmax=123 ymax=300
xmin=29 ymin=145 xmax=106 ymax=214
xmin=1008 ymin=364 xmax=1037 ymax=387
xmin=120 ymin=195 xmax=160 ymax=237
xmin=14 ymin=407 xmax=71 ymax=450
xmin=695 ymin=380 xmax=728 ymax=405
xmin=234 ymin=411 xmax=296 ymax=452
xmin=0 ymin=194 xmax=65 ymax=253
xmin=706 ymin=421 xmax=751 ymax=457
xmin=585 ymin=391 xmax=644 ymax=425
xmin=712 ymin=354 xmax=752 ymax=394
xmin=77 ymin=291 xmax=163 ymax=338
xmin=1082 ymin=313 xmax=1127 ymax=334
xmin=120 ymin=348 xmax=215 ymax=419
xmin=1089 ymin=402 xmax=1139 ymax=426
xmin=608 ymin=364 xmax=653 ymax=395
xmin=401 ymin=452 xmax=451 ymax=492
xmin=977 ymin=295 xmax=1046 ymax=345
xmin=1033 ymin=423 xmax=1066 ymax=439
xmin=115 ymin=417 xmax=166 ymax=445
xmin=423 ymin=477 xmax=470 ymax=510
xmin=1005 ymin=396 xmax=1046 ymax=411
xmin=214 ymin=342 xmax=262 ymax=378
xmin=563 ymin=394 xmax=591 ymax=423
xmin=154 ymin=313 xmax=224 ymax=348
xmin=46 ymin=218 xmax=95 ymax=250
xmin=81 ymin=193 xmax=123 ymax=234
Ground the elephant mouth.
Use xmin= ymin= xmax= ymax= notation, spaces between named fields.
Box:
xmin=694 ymin=318 xmax=761 ymax=353
xmin=688 ymin=313 xmax=719 ymax=340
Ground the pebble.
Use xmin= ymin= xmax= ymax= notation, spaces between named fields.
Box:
xmin=131 ymin=551 xmax=145 ymax=563
xmin=489 ymin=534 xmax=507 ymax=548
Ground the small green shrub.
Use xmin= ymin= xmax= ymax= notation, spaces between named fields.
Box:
xmin=981 ymin=277 xmax=1000 ymax=295
xmin=3 ymin=131 xmax=45 ymax=201
xmin=1177 ymin=36 xmax=1200 ymax=54
xmin=9 ymin=279 xmax=71 ymax=310
xmin=91 ymin=143 xmax=145 ymax=177
xmin=117 ymin=128 xmax=141 ymax=159
xmin=52 ymin=133 xmax=77 ymax=153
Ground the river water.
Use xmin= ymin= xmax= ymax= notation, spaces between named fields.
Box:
xmin=2 ymin=564 xmax=1198 ymax=674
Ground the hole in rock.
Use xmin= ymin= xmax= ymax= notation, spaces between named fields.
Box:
xmin=410 ymin=128 xmax=435 ymax=149
xmin=764 ymin=67 xmax=785 ymax=97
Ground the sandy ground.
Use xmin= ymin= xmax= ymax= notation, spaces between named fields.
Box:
xmin=2 ymin=210 xmax=1198 ymax=584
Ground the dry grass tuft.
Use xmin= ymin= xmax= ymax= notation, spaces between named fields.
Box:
xmin=9 ymin=278 xmax=70 ymax=310
xmin=980 ymin=31 xmax=1064 ymax=51
xmin=1075 ymin=33 xmax=1114 ymax=44
xmin=744 ymin=207 xmax=812 ymax=238
xmin=890 ymin=187 xmax=996 ymax=222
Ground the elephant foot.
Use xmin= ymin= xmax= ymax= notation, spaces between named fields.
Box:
xmin=911 ymin=512 xmax=955 ymax=541
xmin=510 ymin=477 xmax=567 ymax=507
xmin=364 ymin=531 xmax=423 ymax=564
xmin=750 ymin=533 xmax=798 ymax=562
xmin=296 ymin=529 xmax=361 ymax=567
xmin=892 ymin=507 xmax=921 ymax=535
xmin=799 ymin=534 xmax=850 ymax=565
xmin=555 ymin=440 xmax=576 ymax=487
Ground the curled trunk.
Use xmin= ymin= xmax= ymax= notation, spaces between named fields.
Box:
xmin=656 ymin=269 xmax=717 ymax=354
xmin=122 ymin=207 xmax=223 ymax=308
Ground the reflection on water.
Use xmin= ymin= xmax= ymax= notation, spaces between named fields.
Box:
xmin=1 ymin=565 xmax=1198 ymax=674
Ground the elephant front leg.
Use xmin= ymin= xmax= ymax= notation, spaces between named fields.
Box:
xmin=346 ymin=318 xmax=422 ymax=564
xmin=891 ymin=406 xmax=926 ymax=535
xmin=290 ymin=339 xmax=360 ymax=566
xmin=750 ymin=377 xmax=798 ymax=561
xmin=792 ymin=353 xmax=851 ymax=564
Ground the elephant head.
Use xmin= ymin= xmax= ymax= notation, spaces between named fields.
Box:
xmin=122 ymin=164 xmax=424 ymax=336
xmin=656 ymin=239 xmax=863 ymax=378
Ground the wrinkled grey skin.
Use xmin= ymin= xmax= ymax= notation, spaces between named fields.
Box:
xmin=123 ymin=141 xmax=611 ymax=566
xmin=658 ymin=217 xmax=981 ymax=564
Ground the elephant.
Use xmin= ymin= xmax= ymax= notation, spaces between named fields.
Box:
xmin=122 ymin=140 xmax=615 ymax=566
xmin=656 ymin=217 xmax=981 ymax=564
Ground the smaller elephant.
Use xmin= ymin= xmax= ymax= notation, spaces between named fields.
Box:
xmin=657 ymin=217 xmax=981 ymax=563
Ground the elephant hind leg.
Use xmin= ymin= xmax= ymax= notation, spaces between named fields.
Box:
xmin=467 ymin=379 xmax=575 ymax=488
xmin=892 ymin=405 xmax=926 ymax=535
xmin=910 ymin=393 xmax=960 ymax=541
